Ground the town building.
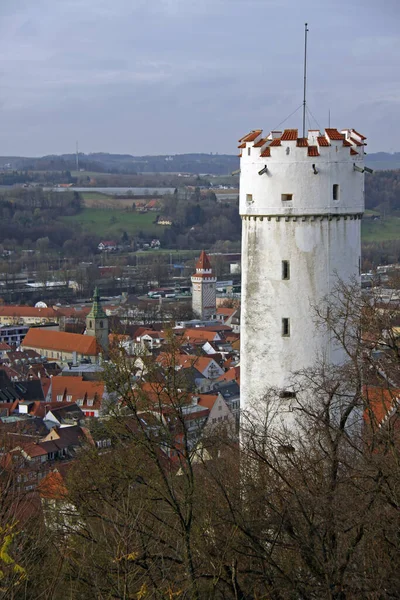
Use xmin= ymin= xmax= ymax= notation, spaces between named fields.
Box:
xmin=239 ymin=127 xmax=366 ymax=411
xmin=191 ymin=251 xmax=217 ymax=320
xmin=0 ymin=306 xmax=59 ymax=326
xmin=21 ymin=329 xmax=100 ymax=365
xmin=21 ymin=289 xmax=109 ymax=364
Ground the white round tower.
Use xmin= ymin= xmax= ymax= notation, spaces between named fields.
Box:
xmin=239 ymin=127 xmax=366 ymax=410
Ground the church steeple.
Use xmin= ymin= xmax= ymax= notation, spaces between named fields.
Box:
xmin=86 ymin=288 xmax=109 ymax=351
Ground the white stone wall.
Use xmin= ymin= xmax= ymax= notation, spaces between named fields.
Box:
xmin=240 ymin=134 xmax=365 ymax=411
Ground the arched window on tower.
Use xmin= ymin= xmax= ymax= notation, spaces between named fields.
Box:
xmin=89 ymin=320 xmax=92 ymax=329
xmin=100 ymin=321 xmax=104 ymax=328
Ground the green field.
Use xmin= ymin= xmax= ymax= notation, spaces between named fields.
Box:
xmin=81 ymin=191 xmax=111 ymax=200
xmin=60 ymin=208 xmax=161 ymax=237
xmin=362 ymin=217 xmax=400 ymax=242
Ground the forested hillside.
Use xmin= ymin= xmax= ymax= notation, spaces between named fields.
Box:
xmin=365 ymin=169 xmax=400 ymax=212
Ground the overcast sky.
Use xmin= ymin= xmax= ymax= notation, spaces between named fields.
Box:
xmin=1 ymin=0 xmax=399 ymax=156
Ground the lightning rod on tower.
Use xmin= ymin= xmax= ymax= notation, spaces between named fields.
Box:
xmin=302 ymin=22 xmax=309 ymax=139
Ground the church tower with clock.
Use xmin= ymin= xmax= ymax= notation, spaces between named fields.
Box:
xmin=191 ymin=250 xmax=217 ymax=320
xmin=86 ymin=287 xmax=109 ymax=352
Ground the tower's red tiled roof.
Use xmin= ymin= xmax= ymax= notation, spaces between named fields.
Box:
xmin=195 ymin=250 xmax=212 ymax=271
xmin=269 ymin=138 xmax=281 ymax=147
xmin=296 ymin=138 xmax=308 ymax=147
xmin=343 ymin=139 xmax=352 ymax=147
xmin=308 ymin=146 xmax=320 ymax=157
xmin=325 ymin=128 xmax=345 ymax=141
xmin=350 ymin=148 xmax=358 ymax=156
xmin=281 ymin=129 xmax=298 ymax=141
xmin=237 ymin=142 xmax=246 ymax=149
xmin=317 ymin=136 xmax=330 ymax=147
xmin=238 ymin=130 xmax=262 ymax=143
xmin=253 ymin=137 xmax=268 ymax=148
xmin=260 ymin=147 xmax=271 ymax=157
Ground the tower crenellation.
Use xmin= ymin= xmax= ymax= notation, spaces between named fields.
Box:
xmin=239 ymin=126 xmax=366 ymax=412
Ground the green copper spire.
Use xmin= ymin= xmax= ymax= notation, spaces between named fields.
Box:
xmin=87 ymin=287 xmax=107 ymax=319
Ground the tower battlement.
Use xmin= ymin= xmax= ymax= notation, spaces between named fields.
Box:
xmin=239 ymin=127 xmax=366 ymax=218
xmin=239 ymin=125 xmax=367 ymax=411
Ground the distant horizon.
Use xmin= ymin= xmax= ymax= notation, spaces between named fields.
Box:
xmin=1 ymin=147 xmax=400 ymax=160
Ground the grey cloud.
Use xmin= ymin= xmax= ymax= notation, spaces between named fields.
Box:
xmin=0 ymin=0 xmax=399 ymax=155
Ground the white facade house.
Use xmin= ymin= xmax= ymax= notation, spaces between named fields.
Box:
xmin=191 ymin=251 xmax=217 ymax=319
xmin=239 ymin=127 xmax=366 ymax=412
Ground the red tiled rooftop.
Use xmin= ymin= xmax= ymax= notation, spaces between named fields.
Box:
xmin=217 ymin=307 xmax=236 ymax=317
xmin=281 ymin=129 xmax=298 ymax=141
xmin=296 ymin=138 xmax=308 ymax=147
xmin=343 ymin=139 xmax=351 ymax=147
xmin=325 ymin=128 xmax=345 ymax=141
xmin=350 ymin=148 xmax=358 ymax=156
xmin=197 ymin=394 xmax=218 ymax=410
xmin=269 ymin=138 xmax=281 ymax=147
xmin=39 ymin=470 xmax=68 ymax=500
xmin=22 ymin=329 xmax=100 ymax=356
xmin=195 ymin=251 xmax=212 ymax=271
xmin=237 ymin=142 xmax=246 ymax=149
xmin=317 ymin=136 xmax=330 ymax=147
xmin=308 ymin=146 xmax=320 ymax=157
xmin=350 ymin=137 xmax=363 ymax=146
xmin=0 ymin=305 xmax=58 ymax=319
xmin=253 ymin=137 xmax=268 ymax=148
xmin=238 ymin=130 xmax=262 ymax=143
xmin=51 ymin=376 xmax=104 ymax=409
xmin=363 ymin=386 xmax=400 ymax=426
xmin=260 ymin=147 xmax=271 ymax=157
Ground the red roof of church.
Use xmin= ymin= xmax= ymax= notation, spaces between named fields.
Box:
xmin=22 ymin=329 xmax=100 ymax=355
xmin=195 ymin=250 xmax=212 ymax=271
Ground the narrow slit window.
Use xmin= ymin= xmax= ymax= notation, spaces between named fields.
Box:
xmin=333 ymin=184 xmax=339 ymax=201
xmin=282 ymin=260 xmax=290 ymax=280
xmin=279 ymin=390 xmax=296 ymax=399
xmin=247 ymin=147 xmax=251 ymax=156
xmin=281 ymin=193 xmax=293 ymax=202
xmin=282 ymin=318 xmax=290 ymax=337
